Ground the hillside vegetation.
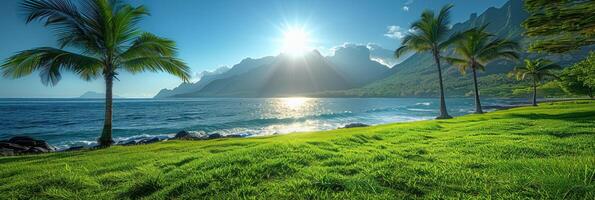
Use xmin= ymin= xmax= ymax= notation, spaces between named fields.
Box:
xmin=1 ymin=101 xmax=594 ymax=199
xmin=317 ymin=0 xmax=591 ymax=98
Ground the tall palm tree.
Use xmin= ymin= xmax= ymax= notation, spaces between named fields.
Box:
xmin=395 ymin=4 xmax=460 ymax=119
xmin=1 ymin=0 xmax=191 ymax=147
xmin=510 ymin=59 xmax=560 ymax=106
xmin=444 ymin=26 xmax=519 ymax=114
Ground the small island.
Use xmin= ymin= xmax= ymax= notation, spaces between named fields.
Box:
xmin=79 ymin=91 xmax=122 ymax=99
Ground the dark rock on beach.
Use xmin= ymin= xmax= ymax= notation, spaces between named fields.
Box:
xmin=0 ymin=148 xmax=15 ymax=156
xmin=174 ymin=131 xmax=195 ymax=140
xmin=8 ymin=136 xmax=55 ymax=151
xmin=138 ymin=137 xmax=161 ymax=144
xmin=341 ymin=123 xmax=370 ymax=129
xmin=65 ymin=146 xmax=86 ymax=151
xmin=120 ymin=140 xmax=138 ymax=146
xmin=0 ymin=136 xmax=56 ymax=156
xmin=174 ymin=130 xmax=250 ymax=140
xmin=208 ymin=133 xmax=222 ymax=139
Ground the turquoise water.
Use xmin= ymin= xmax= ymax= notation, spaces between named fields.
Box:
xmin=0 ymin=98 xmax=524 ymax=149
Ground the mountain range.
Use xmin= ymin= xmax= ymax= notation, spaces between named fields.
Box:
xmin=155 ymin=0 xmax=591 ymax=98
xmin=155 ymin=44 xmax=391 ymax=98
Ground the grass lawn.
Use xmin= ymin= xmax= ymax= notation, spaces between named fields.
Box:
xmin=1 ymin=101 xmax=594 ymax=199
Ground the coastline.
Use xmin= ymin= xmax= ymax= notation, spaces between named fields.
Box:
xmin=1 ymin=100 xmax=593 ymax=199
xmin=1 ymin=97 xmax=572 ymax=155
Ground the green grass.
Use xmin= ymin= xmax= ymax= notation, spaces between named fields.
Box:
xmin=1 ymin=101 xmax=594 ymax=199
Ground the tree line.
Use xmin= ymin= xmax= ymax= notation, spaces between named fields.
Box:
xmin=395 ymin=0 xmax=594 ymax=117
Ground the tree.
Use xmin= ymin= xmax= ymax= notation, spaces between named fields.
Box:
xmin=444 ymin=26 xmax=519 ymax=114
xmin=395 ymin=4 xmax=460 ymax=119
xmin=1 ymin=0 xmax=191 ymax=147
xmin=523 ymin=0 xmax=595 ymax=53
xmin=559 ymin=52 xmax=595 ymax=98
xmin=510 ymin=59 xmax=560 ymax=106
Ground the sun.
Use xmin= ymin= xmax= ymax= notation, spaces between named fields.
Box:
xmin=281 ymin=27 xmax=311 ymax=56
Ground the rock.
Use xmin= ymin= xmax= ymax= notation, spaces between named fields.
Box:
xmin=0 ymin=148 xmax=15 ymax=156
xmin=224 ymin=134 xmax=242 ymax=138
xmin=25 ymin=147 xmax=49 ymax=153
xmin=0 ymin=142 xmax=28 ymax=151
xmin=208 ymin=133 xmax=222 ymax=139
xmin=225 ymin=133 xmax=252 ymax=138
xmin=0 ymin=136 xmax=55 ymax=156
xmin=121 ymin=140 xmax=138 ymax=146
xmin=174 ymin=131 xmax=193 ymax=139
xmin=138 ymin=137 xmax=161 ymax=144
xmin=342 ymin=123 xmax=369 ymax=129
xmin=173 ymin=130 xmax=211 ymax=140
xmin=7 ymin=136 xmax=55 ymax=151
xmin=65 ymin=146 xmax=85 ymax=151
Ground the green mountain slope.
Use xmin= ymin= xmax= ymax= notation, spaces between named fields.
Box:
xmin=319 ymin=0 xmax=591 ymax=98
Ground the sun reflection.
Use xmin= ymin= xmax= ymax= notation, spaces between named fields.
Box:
xmin=281 ymin=97 xmax=310 ymax=110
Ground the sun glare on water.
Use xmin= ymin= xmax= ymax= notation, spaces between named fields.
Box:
xmin=281 ymin=27 xmax=311 ymax=57
xmin=281 ymin=97 xmax=310 ymax=110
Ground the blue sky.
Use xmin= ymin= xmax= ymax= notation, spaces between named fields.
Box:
xmin=0 ymin=0 xmax=507 ymax=97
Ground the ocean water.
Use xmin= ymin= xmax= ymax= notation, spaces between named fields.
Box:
xmin=0 ymin=98 xmax=523 ymax=149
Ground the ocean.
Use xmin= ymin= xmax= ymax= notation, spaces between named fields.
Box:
xmin=0 ymin=97 xmax=524 ymax=149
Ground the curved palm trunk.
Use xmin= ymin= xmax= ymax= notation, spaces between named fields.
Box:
xmin=99 ymin=74 xmax=114 ymax=147
xmin=433 ymin=51 xmax=452 ymax=119
xmin=532 ymin=79 xmax=537 ymax=106
xmin=472 ymin=67 xmax=483 ymax=114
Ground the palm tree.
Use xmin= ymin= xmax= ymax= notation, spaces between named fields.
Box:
xmin=444 ymin=26 xmax=519 ymax=114
xmin=510 ymin=59 xmax=560 ymax=106
xmin=1 ymin=0 xmax=191 ymax=147
xmin=395 ymin=4 xmax=460 ymax=119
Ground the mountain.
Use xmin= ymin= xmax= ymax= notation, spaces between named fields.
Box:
xmin=79 ymin=91 xmax=122 ymax=98
xmin=156 ymin=44 xmax=390 ymax=98
xmin=327 ymin=44 xmax=390 ymax=85
xmin=178 ymin=51 xmax=356 ymax=97
xmin=320 ymin=0 xmax=592 ymax=98
xmin=154 ymin=56 xmax=275 ymax=98
xmin=367 ymin=43 xmax=411 ymax=67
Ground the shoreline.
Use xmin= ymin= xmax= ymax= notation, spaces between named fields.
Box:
xmin=2 ymin=100 xmax=593 ymax=198
xmin=1 ymin=98 xmax=591 ymax=156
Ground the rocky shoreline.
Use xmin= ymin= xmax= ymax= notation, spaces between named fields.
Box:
xmin=0 ymin=136 xmax=56 ymax=156
xmin=1 ymin=99 xmax=558 ymax=157
xmin=5 ymin=99 xmax=553 ymax=157
xmin=0 ymin=123 xmax=371 ymax=157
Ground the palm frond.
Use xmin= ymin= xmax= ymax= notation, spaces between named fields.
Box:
xmin=435 ymin=4 xmax=453 ymax=40
xmin=120 ymin=56 xmax=191 ymax=82
xmin=395 ymin=45 xmax=410 ymax=58
xmin=120 ymin=33 xmax=177 ymax=60
xmin=111 ymin=4 xmax=148 ymax=49
xmin=21 ymin=0 xmax=104 ymax=53
xmin=1 ymin=47 xmax=103 ymax=86
xmin=443 ymin=56 xmax=469 ymax=74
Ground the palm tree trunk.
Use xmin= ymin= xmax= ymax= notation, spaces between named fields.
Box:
xmin=532 ymin=79 xmax=537 ymax=106
xmin=98 ymin=74 xmax=114 ymax=147
xmin=433 ymin=51 xmax=451 ymax=119
xmin=472 ymin=67 xmax=483 ymax=114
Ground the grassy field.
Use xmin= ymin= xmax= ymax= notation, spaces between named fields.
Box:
xmin=1 ymin=101 xmax=594 ymax=199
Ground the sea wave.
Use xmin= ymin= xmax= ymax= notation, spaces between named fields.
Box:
xmin=197 ymin=111 xmax=357 ymax=131
xmin=406 ymin=108 xmax=434 ymax=112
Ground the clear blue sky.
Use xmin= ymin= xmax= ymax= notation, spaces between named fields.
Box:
xmin=0 ymin=0 xmax=507 ymax=97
